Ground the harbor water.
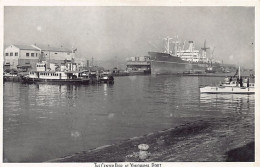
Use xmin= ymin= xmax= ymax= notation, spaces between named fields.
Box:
xmin=3 ymin=75 xmax=255 ymax=162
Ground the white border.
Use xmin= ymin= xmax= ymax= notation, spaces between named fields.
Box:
xmin=0 ymin=1 xmax=259 ymax=167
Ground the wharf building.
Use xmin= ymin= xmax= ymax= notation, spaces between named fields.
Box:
xmin=126 ymin=56 xmax=151 ymax=73
xmin=4 ymin=44 xmax=76 ymax=72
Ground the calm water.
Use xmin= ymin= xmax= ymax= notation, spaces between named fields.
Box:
xmin=3 ymin=75 xmax=255 ymax=162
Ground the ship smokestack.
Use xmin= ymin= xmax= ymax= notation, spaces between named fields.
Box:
xmin=86 ymin=60 xmax=89 ymax=68
xmin=188 ymin=41 xmax=194 ymax=52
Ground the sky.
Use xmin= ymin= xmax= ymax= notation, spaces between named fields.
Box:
xmin=4 ymin=6 xmax=255 ymax=68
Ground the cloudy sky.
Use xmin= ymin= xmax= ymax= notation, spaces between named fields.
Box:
xmin=4 ymin=6 xmax=255 ymax=68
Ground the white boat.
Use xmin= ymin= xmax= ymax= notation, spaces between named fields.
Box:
xmin=99 ymin=73 xmax=114 ymax=84
xmin=21 ymin=62 xmax=90 ymax=84
xmin=200 ymin=67 xmax=255 ymax=94
xmin=21 ymin=71 xmax=90 ymax=84
xmin=200 ymin=84 xmax=255 ymax=94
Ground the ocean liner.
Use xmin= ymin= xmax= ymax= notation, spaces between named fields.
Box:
xmin=149 ymin=37 xmax=215 ymax=74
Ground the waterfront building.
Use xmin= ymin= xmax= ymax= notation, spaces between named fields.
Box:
xmin=4 ymin=44 xmax=76 ymax=71
xmin=4 ymin=45 xmax=41 ymax=71
xmin=32 ymin=44 xmax=75 ymax=65
xmin=126 ymin=56 xmax=151 ymax=73
xmin=74 ymin=58 xmax=89 ymax=71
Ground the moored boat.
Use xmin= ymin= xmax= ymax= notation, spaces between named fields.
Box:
xmin=21 ymin=71 xmax=90 ymax=84
xmin=99 ymin=72 xmax=114 ymax=84
xmin=200 ymin=67 xmax=255 ymax=94
xmin=20 ymin=62 xmax=90 ymax=84
xmin=149 ymin=37 xmax=234 ymax=75
xmin=200 ymin=84 xmax=255 ymax=94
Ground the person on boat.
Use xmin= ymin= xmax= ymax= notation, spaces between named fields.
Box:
xmin=224 ymin=76 xmax=229 ymax=83
xmin=247 ymin=77 xmax=250 ymax=87
xmin=236 ymin=77 xmax=239 ymax=86
xmin=243 ymin=77 xmax=248 ymax=86
xmin=229 ymin=77 xmax=233 ymax=82
xmin=240 ymin=77 xmax=243 ymax=87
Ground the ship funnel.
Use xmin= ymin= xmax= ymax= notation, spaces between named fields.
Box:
xmin=188 ymin=41 xmax=194 ymax=51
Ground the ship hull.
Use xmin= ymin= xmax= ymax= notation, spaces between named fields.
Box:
xmin=200 ymin=86 xmax=254 ymax=94
xmin=149 ymin=52 xmax=208 ymax=75
xmin=21 ymin=77 xmax=90 ymax=85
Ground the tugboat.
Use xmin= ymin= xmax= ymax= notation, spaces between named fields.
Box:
xmin=200 ymin=67 xmax=255 ymax=94
xmin=21 ymin=62 xmax=90 ymax=84
xmin=99 ymin=71 xmax=114 ymax=84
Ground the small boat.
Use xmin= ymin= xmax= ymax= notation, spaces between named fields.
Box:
xmin=200 ymin=67 xmax=255 ymax=94
xmin=99 ymin=72 xmax=114 ymax=84
xmin=200 ymin=83 xmax=255 ymax=94
xmin=3 ymin=72 xmax=19 ymax=82
xmin=205 ymin=66 xmax=216 ymax=73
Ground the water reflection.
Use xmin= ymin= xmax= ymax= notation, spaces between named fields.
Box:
xmin=3 ymin=76 xmax=254 ymax=162
xmin=200 ymin=93 xmax=254 ymax=117
xmin=200 ymin=93 xmax=254 ymax=105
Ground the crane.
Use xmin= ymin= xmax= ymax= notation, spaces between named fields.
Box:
xmin=211 ymin=46 xmax=215 ymax=61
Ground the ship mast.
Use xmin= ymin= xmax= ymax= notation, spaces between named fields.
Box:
xmin=211 ymin=46 xmax=215 ymax=62
xmin=164 ymin=37 xmax=172 ymax=54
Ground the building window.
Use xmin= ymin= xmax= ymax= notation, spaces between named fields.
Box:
xmin=31 ymin=53 xmax=34 ymax=57
xmin=5 ymin=53 xmax=8 ymax=56
xmin=36 ymin=53 xmax=37 ymax=57
xmin=10 ymin=53 xmax=13 ymax=56
xmin=26 ymin=53 xmax=29 ymax=57
xmin=55 ymin=53 xmax=58 ymax=54
xmin=15 ymin=52 xmax=18 ymax=56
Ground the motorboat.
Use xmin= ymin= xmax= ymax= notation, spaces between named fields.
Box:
xmin=200 ymin=82 xmax=255 ymax=94
xmin=200 ymin=67 xmax=255 ymax=94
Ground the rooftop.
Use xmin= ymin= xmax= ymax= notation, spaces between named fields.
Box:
xmin=34 ymin=44 xmax=72 ymax=52
xmin=7 ymin=44 xmax=73 ymax=52
xmin=13 ymin=45 xmax=40 ymax=51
